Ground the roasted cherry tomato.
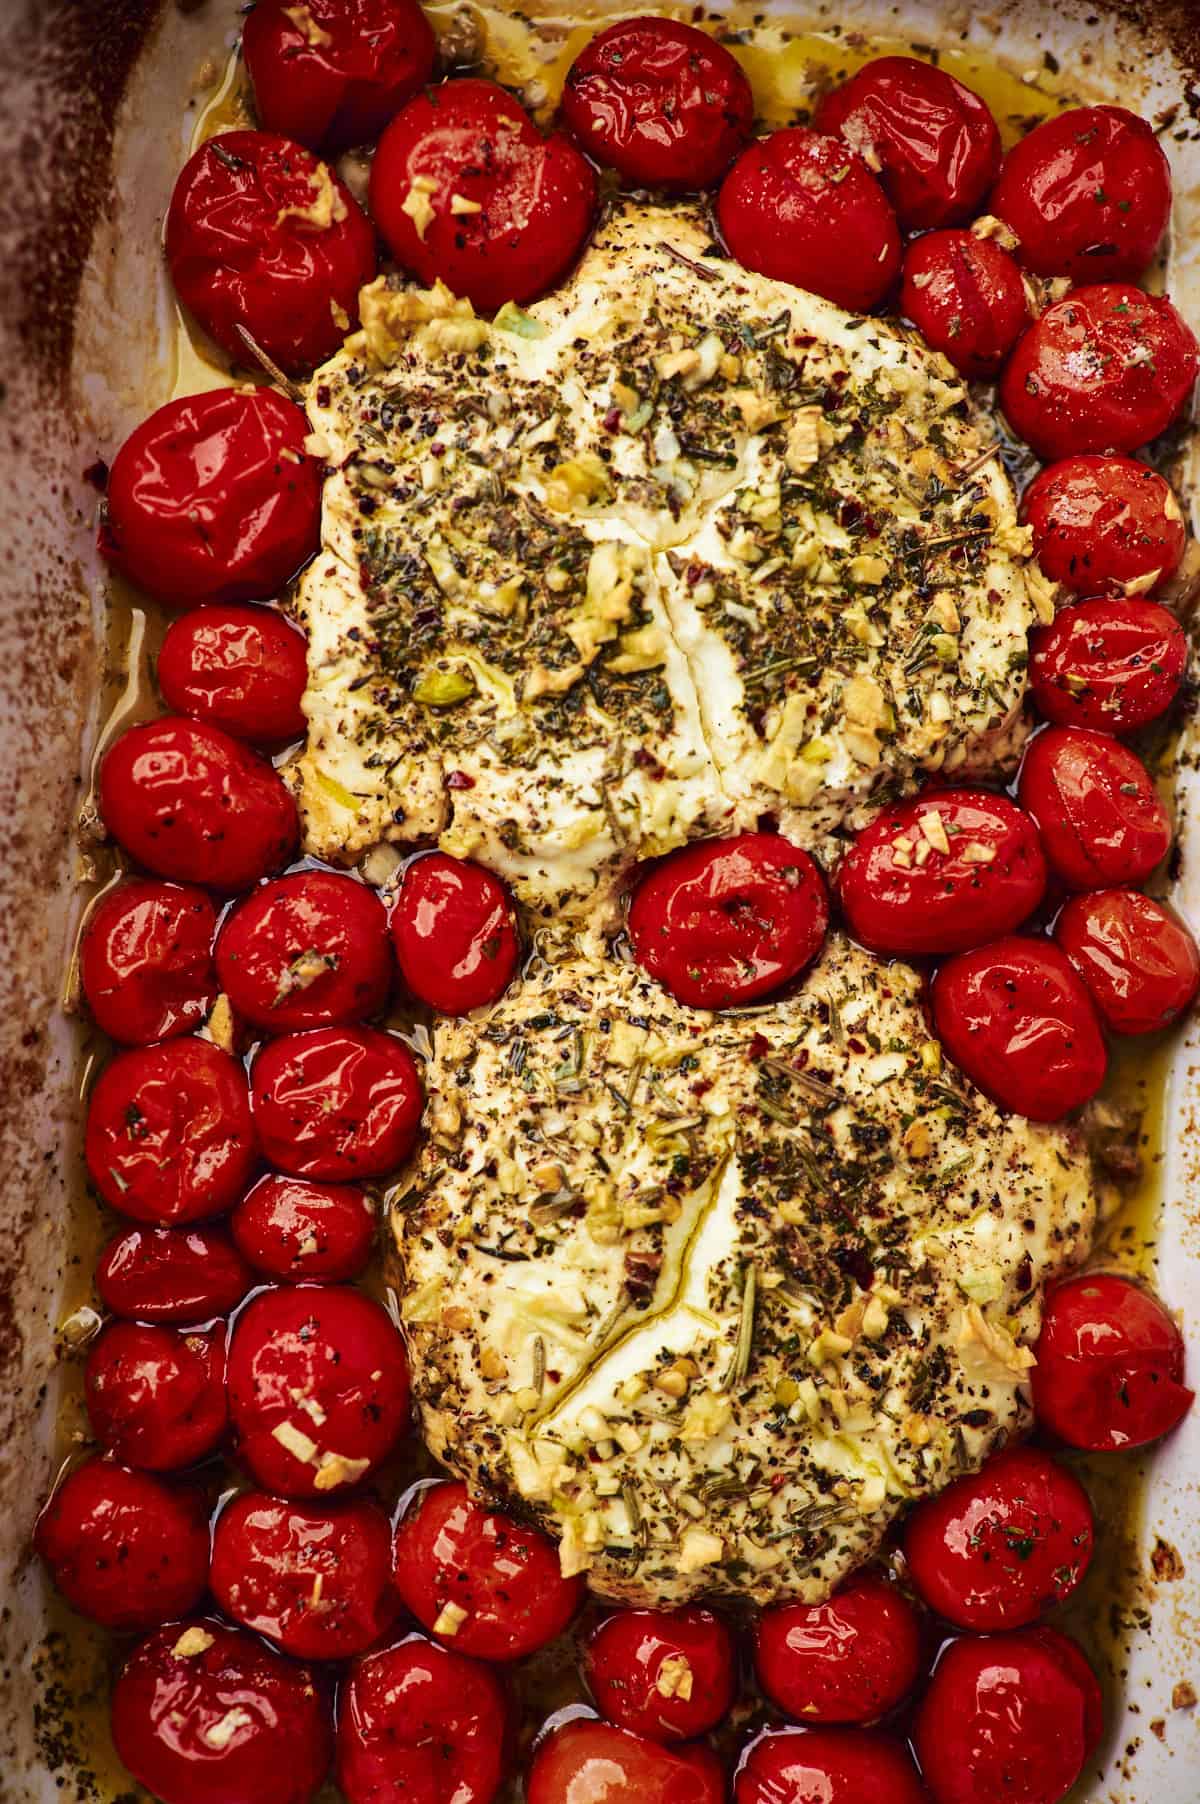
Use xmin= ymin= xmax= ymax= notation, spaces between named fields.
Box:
xmin=1022 ymin=456 xmax=1188 ymax=599
xmin=166 ymin=131 xmax=375 ymax=374
xmin=718 ymin=128 xmax=901 ymax=313
xmin=337 ymin=1634 xmax=509 ymax=1804
xmin=86 ymin=1322 xmax=227 ymax=1472
xmin=1000 ymin=284 xmax=1199 ymax=462
xmin=232 ymin=1173 xmax=376 ymax=1282
xmin=393 ymin=1480 xmax=582 ymax=1661
xmin=212 ymin=1490 xmax=398 ymax=1660
xmin=157 ymin=603 xmax=309 ymax=745
xmin=1055 ymin=888 xmax=1200 ymax=1036
xmin=227 ymin=1285 xmax=410 ymax=1495
xmin=243 ymin=0 xmax=437 ymax=154
xmin=35 ymin=1457 xmax=210 ymax=1630
xmin=931 ymin=937 xmax=1107 ymax=1121
xmin=913 ymin=1626 xmax=1102 ymax=1804
xmin=736 ymin=1726 xmax=929 ymax=1804
xmin=80 ymin=879 xmax=217 ymax=1045
xmin=991 ymin=105 xmax=1172 ymax=284
xmin=390 ymin=853 xmax=520 ymax=1016
xmin=815 ymin=54 xmax=1001 ymax=230
xmin=99 ymin=716 xmax=298 ymax=892
xmin=217 ymin=870 xmax=392 ymax=1032
xmin=628 ymin=832 xmax=828 ymax=1010
xmin=97 ymin=1224 xmax=253 ymax=1325
xmin=100 ymin=388 xmax=321 ymax=609
xmin=837 ymin=791 xmax=1046 ymax=959
xmin=903 ymin=1445 xmax=1094 ymax=1632
xmin=111 ymin=1620 xmax=332 ymax=1804
xmin=560 ymin=17 xmax=753 ymax=191
xmin=370 ymin=80 xmax=596 ymax=311
xmin=753 ymin=1572 xmax=922 ymax=1725
xmin=85 ymin=1038 xmax=258 ymax=1224
xmin=1032 ymin=1272 xmax=1194 ymax=1451
xmin=585 ymin=1606 xmax=735 ymax=1743
xmin=251 ymin=1026 xmax=423 ymax=1180
xmin=899 ymin=230 xmax=1028 ymax=379
xmin=529 ymin=1720 xmax=724 ymax=1804
xmin=1017 ymin=726 xmax=1171 ymax=891
xmin=1028 ymin=597 xmax=1187 ymax=735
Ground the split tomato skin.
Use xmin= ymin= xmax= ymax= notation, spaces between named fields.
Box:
xmin=231 ymin=1173 xmax=376 ymax=1282
xmin=585 ymin=1606 xmax=736 ymax=1742
xmin=1054 ymin=888 xmax=1200 ymax=1036
xmin=216 ymin=870 xmax=393 ymax=1033
xmin=899 ymin=229 xmax=1028 ymax=379
xmin=80 ymin=879 xmax=217 ymax=1045
xmin=390 ymin=853 xmax=520 ymax=1016
xmin=753 ymin=1571 xmax=923 ymax=1725
xmin=336 ymin=1634 xmax=509 ymax=1804
xmin=1017 ymin=726 xmax=1171 ymax=891
xmin=250 ymin=1025 xmax=423 ymax=1180
xmin=157 ymin=604 xmax=309 ymax=746
xmin=1032 ymin=1272 xmax=1194 ymax=1452
xmin=1028 ymin=598 xmax=1187 ymax=735
xmin=86 ymin=1322 xmax=228 ymax=1472
xmin=735 ymin=1726 xmax=929 ymax=1804
xmin=97 ymin=1224 xmax=253 ymax=1325
xmin=1021 ymin=456 xmax=1187 ymax=599
xmin=529 ymin=1719 xmax=725 ymax=1804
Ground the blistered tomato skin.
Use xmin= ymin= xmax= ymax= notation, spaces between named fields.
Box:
xmin=390 ymin=853 xmax=520 ymax=1016
xmin=157 ymin=604 xmax=309 ymax=745
xmin=85 ymin=1038 xmax=258 ymax=1224
xmin=99 ymin=388 xmax=322 ymax=609
xmin=1055 ymin=888 xmax=1200 ymax=1036
xmin=903 ymin=1446 xmax=1094 ymax=1632
xmin=111 ymin=1619 xmax=333 ymax=1804
xmin=931 ymin=937 xmax=1107 ymax=1122
xmin=370 ymin=80 xmax=597 ymax=311
xmin=212 ymin=1491 xmax=398 ymax=1660
xmin=560 ymin=17 xmax=753 ymax=191
xmin=735 ymin=1726 xmax=929 ymax=1804
xmin=243 ymin=0 xmax=437 ymax=153
xmin=1017 ymin=726 xmax=1171 ymax=890
xmin=35 ymin=1458 xmax=211 ymax=1631
xmin=991 ymin=105 xmax=1172 ymax=283
xmin=837 ymin=791 xmax=1046 ymax=959
xmin=97 ymin=1225 xmax=253 ymax=1325
xmin=232 ymin=1173 xmax=376 ymax=1282
xmin=1033 ymin=1273 xmax=1194 ymax=1451
xmin=1000 ymin=284 xmax=1200 ymax=462
xmin=899 ymin=230 xmax=1028 ymax=379
xmin=628 ymin=832 xmax=829 ymax=1009
xmin=80 ymin=880 xmax=217 ymax=1045
xmin=914 ymin=1627 xmax=1102 ymax=1804
xmin=86 ymin=1322 xmax=227 ymax=1472
xmin=529 ymin=1719 xmax=725 ymax=1804
xmin=337 ymin=1634 xmax=509 ymax=1804
xmin=251 ymin=1026 xmax=423 ymax=1180
xmin=1029 ymin=598 xmax=1187 ymax=736
xmin=216 ymin=871 xmax=392 ymax=1033
xmin=99 ymin=717 xmax=299 ymax=892
xmin=717 ymin=129 xmax=901 ymax=312
xmin=585 ymin=1607 xmax=735 ymax=1743
xmin=814 ymin=54 xmax=1001 ymax=230
xmin=753 ymin=1572 xmax=923 ymax=1725
xmin=1022 ymin=456 xmax=1187 ymax=599
xmin=393 ymin=1480 xmax=583 ymax=1661
xmin=227 ymin=1285 xmax=410 ymax=1496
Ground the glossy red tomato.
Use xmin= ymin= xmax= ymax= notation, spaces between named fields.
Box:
xmin=111 ymin=1619 xmax=332 ymax=1804
xmin=100 ymin=388 xmax=321 ymax=608
xmin=97 ymin=1224 xmax=253 ymax=1325
xmin=736 ymin=1726 xmax=929 ymax=1804
xmin=903 ymin=1445 xmax=1094 ymax=1632
xmin=86 ymin=1321 xmax=227 ymax=1471
xmin=561 ymin=17 xmax=753 ymax=191
xmin=390 ymin=853 xmax=520 ymax=1015
xmin=1000 ymin=284 xmax=1199 ymax=462
xmin=158 ymin=604 xmax=309 ymax=745
xmin=232 ymin=1173 xmax=376 ymax=1281
xmin=1032 ymin=1272 xmax=1194 ymax=1451
xmin=217 ymin=870 xmax=392 ymax=1032
xmin=35 ymin=1458 xmax=210 ymax=1630
xmin=899 ymin=230 xmax=1028 ymax=379
xmin=251 ymin=1026 xmax=423 ymax=1179
xmin=393 ymin=1480 xmax=582 ymax=1661
xmin=628 ymin=832 xmax=828 ymax=1009
xmin=529 ymin=1720 xmax=724 ymax=1804
xmin=243 ymin=0 xmax=436 ymax=153
xmin=585 ymin=1606 xmax=735 ymax=1742
xmin=754 ymin=1572 xmax=922 ymax=1725
xmin=99 ymin=717 xmax=298 ymax=891
xmin=1022 ymin=456 xmax=1187 ymax=599
xmin=718 ymin=128 xmax=901 ymax=312
xmin=931 ymin=937 xmax=1107 ymax=1121
xmin=913 ymin=1627 xmax=1102 ymax=1804
xmin=227 ymin=1285 xmax=410 ymax=1495
xmin=1017 ymin=726 xmax=1171 ymax=890
xmin=85 ymin=1038 xmax=258 ymax=1224
xmin=80 ymin=879 xmax=217 ymax=1045
xmin=211 ymin=1490 xmax=398 ymax=1660
xmin=991 ymin=105 xmax=1172 ymax=283
xmin=1028 ymin=598 xmax=1187 ymax=735
xmin=370 ymin=80 xmax=597 ymax=311
xmin=837 ymin=791 xmax=1046 ymax=959
xmin=337 ymin=1634 xmax=509 ymax=1804
xmin=815 ymin=54 xmax=1001 ymax=230
xmin=1055 ymin=888 xmax=1200 ymax=1036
